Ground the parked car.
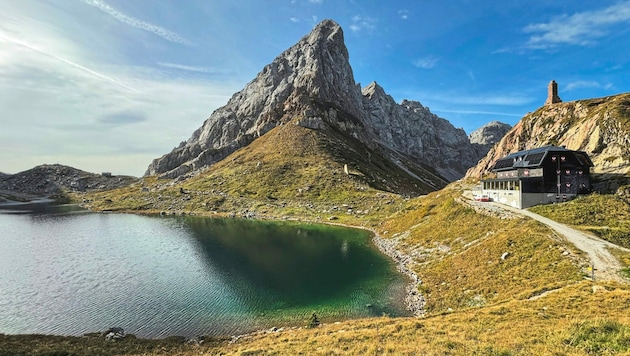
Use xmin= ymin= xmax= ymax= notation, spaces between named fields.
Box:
xmin=474 ymin=194 xmax=491 ymax=202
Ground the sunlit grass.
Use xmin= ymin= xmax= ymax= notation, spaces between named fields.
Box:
xmin=530 ymin=193 xmax=630 ymax=248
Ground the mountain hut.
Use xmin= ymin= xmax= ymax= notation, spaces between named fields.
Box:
xmin=480 ymin=145 xmax=593 ymax=208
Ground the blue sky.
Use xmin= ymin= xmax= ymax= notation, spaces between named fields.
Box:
xmin=1 ymin=1 xmax=629 ymax=176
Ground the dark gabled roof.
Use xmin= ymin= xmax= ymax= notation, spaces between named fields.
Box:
xmin=491 ymin=145 xmax=594 ymax=172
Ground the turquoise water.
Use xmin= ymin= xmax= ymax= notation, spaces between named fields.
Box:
xmin=0 ymin=205 xmax=408 ymax=338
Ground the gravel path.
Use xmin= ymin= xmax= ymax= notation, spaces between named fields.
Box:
xmin=491 ymin=202 xmax=630 ymax=283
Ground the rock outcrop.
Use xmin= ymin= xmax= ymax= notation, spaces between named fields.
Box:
xmin=468 ymin=121 xmax=511 ymax=158
xmin=146 ymin=20 xmax=480 ymax=182
xmin=0 ymin=164 xmax=137 ymax=198
xmin=361 ymin=82 xmax=479 ymax=181
xmin=466 ymin=93 xmax=630 ymax=179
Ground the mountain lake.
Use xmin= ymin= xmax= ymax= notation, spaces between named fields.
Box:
xmin=0 ymin=203 xmax=408 ymax=338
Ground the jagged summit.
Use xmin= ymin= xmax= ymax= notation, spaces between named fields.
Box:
xmin=146 ymin=20 xmax=482 ymax=184
xmin=469 ymin=121 xmax=512 ymax=147
xmin=146 ymin=19 xmax=364 ymax=178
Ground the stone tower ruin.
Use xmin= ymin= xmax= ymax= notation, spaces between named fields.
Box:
xmin=545 ymin=80 xmax=562 ymax=105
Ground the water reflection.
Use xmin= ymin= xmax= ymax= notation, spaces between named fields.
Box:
xmin=178 ymin=217 xmax=392 ymax=308
xmin=0 ymin=211 xmax=407 ymax=338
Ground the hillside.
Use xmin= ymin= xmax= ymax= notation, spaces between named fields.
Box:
xmin=0 ymin=164 xmax=137 ymax=202
xmin=466 ymin=93 xmax=630 ymax=185
xmin=84 ymin=119 xmax=447 ymax=221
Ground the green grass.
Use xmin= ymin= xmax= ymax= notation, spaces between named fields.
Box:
xmin=80 ymin=121 xmax=440 ymax=230
xmin=564 ymin=319 xmax=630 ymax=354
xmin=530 ymin=193 xmax=630 ymax=248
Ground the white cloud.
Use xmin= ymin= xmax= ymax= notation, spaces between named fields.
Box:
xmin=349 ymin=15 xmax=376 ymax=33
xmin=452 ymin=94 xmax=535 ymax=106
xmin=290 ymin=17 xmax=300 ymax=23
xmin=79 ymin=0 xmax=194 ymax=46
xmin=523 ymin=1 xmax=630 ymax=49
xmin=565 ymin=80 xmax=614 ymax=91
xmin=157 ymin=62 xmax=216 ymax=74
xmin=433 ymin=109 xmax=523 ymax=117
xmin=0 ymin=33 xmax=138 ymax=93
xmin=403 ymin=89 xmax=536 ymax=107
xmin=308 ymin=0 xmax=323 ymax=4
xmin=0 ymin=6 xmax=238 ymax=176
xmin=398 ymin=10 xmax=409 ymax=20
xmin=412 ymin=56 xmax=439 ymax=69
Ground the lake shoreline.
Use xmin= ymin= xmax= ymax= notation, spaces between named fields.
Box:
xmin=84 ymin=205 xmax=427 ymax=319
xmin=107 ymin=207 xmax=427 ymax=319
xmin=1 ymin=205 xmax=422 ymax=340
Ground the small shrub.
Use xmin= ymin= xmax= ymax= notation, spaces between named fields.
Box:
xmin=306 ymin=313 xmax=320 ymax=328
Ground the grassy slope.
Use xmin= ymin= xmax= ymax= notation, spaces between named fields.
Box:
xmin=530 ymin=193 xmax=630 ymax=249
xmin=82 ymin=122 xmax=444 ymax=226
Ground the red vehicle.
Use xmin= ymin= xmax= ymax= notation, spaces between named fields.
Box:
xmin=474 ymin=194 xmax=491 ymax=202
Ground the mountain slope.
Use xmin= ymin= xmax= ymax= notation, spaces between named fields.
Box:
xmin=87 ymin=119 xmax=447 ymax=220
xmin=467 ymin=93 xmax=630 ymax=179
xmin=146 ymin=20 xmax=479 ymax=183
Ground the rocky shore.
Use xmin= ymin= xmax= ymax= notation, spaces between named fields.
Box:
xmin=371 ymin=232 xmax=425 ymax=316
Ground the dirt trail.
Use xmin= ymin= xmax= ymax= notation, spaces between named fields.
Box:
xmin=491 ymin=202 xmax=630 ymax=283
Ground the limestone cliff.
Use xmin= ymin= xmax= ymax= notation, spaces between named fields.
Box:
xmin=360 ymin=82 xmax=479 ymax=181
xmin=146 ymin=20 xmax=479 ymax=182
xmin=466 ymin=94 xmax=630 ymax=179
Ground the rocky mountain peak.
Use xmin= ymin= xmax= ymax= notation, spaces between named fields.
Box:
xmin=146 ymin=20 xmax=486 ymax=183
xmin=469 ymin=121 xmax=512 ymax=146
xmin=146 ymin=19 xmax=365 ymax=178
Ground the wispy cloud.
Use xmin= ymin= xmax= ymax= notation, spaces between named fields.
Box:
xmin=290 ymin=17 xmax=300 ymax=23
xmin=523 ymin=1 xmax=630 ymax=49
xmin=412 ymin=56 xmax=439 ymax=69
xmin=349 ymin=15 xmax=376 ymax=33
xmin=565 ymin=80 xmax=614 ymax=91
xmin=0 ymin=32 xmax=138 ymax=93
xmin=158 ymin=62 xmax=216 ymax=74
xmin=97 ymin=111 xmax=147 ymax=125
xmin=406 ymin=90 xmax=535 ymax=106
xmin=308 ymin=0 xmax=323 ymax=4
xmin=398 ymin=10 xmax=409 ymax=20
xmin=80 ymin=0 xmax=194 ymax=46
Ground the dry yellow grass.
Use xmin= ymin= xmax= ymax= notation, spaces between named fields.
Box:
xmin=5 ymin=282 xmax=628 ymax=355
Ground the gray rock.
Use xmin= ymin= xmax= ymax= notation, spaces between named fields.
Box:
xmin=101 ymin=327 xmax=125 ymax=341
xmin=468 ymin=121 xmax=512 ymax=159
xmin=146 ymin=20 xmax=487 ymax=182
